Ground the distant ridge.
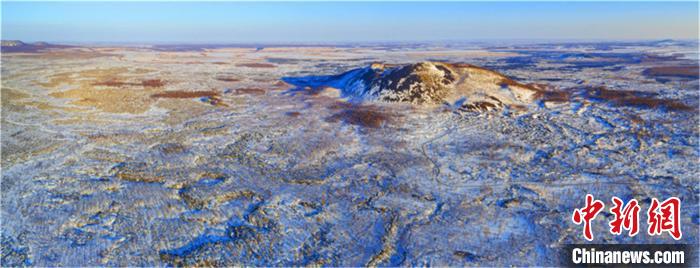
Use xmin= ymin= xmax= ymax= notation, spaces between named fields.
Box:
xmin=1 ymin=40 xmax=71 ymax=53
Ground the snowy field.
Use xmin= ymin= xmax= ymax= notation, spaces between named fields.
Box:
xmin=1 ymin=41 xmax=698 ymax=266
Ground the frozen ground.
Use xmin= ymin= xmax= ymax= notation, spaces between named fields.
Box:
xmin=1 ymin=41 xmax=698 ymax=266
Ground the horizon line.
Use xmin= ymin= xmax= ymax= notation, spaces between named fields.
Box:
xmin=4 ymin=38 xmax=698 ymax=46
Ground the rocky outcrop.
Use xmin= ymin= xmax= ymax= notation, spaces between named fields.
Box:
xmin=1 ymin=40 xmax=26 ymax=47
xmin=1 ymin=40 xmax=70 ymax=53
xmin=283 ymin=61 xmax=541 ymax=111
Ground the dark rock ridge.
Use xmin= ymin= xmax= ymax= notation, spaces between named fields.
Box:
xmin=283 ymin=62 xmax=540 ymax=111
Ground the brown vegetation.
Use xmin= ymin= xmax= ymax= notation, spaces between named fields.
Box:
xmin=92 ymin=79 xmax=131 ymax=87
xmin=583 ymin=86 xmax=692 ymax=111
xmin=215 ymin=77 xmax=240 ymax=82
xmin=534 ymin=86 xmax=693 ymax=111
xmin=150 ymin=90 xmax=219 ymax=99
xmin=326 ymin=103 xmax=392 ymax=128
xmin=236 ymin=63 xmax=276 ymax=68
xmin=285 ymin=111 xmax=301 ymax=117
xmin=532 ymin=90 xmax=571 ymax=103
xmin=93 ymin=79 xmax=165 ymax=88
xmin=327 ymin=101 xmax=353 ymax=110
xmin=642 ymin=66 xmax=699 ymax=79
xmin=234 ymin=88 xmax=266 ymax=95
xmin=142 ymin=79 xmax=165 ymax=87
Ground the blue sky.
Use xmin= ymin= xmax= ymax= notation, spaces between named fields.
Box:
xmin=2 ymin=2 xmax=698 ymax=44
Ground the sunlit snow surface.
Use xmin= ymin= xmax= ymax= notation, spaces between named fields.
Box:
xmin=1 ymin=41 xmax=698 ymax=266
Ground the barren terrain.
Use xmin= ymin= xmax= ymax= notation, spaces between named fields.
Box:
xmin=1 ymin=41 xmax=698 ymax=266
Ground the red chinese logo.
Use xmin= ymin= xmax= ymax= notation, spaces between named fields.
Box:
xmin=572 ymin=194 xmax=605 ymax=241
xmin=572 ymin=195 xmax=682 ymax=241
xmin=609 ymin=197 xmax=640 ymax=237
xmin=647 ymin=197 xmax=682 ymax=240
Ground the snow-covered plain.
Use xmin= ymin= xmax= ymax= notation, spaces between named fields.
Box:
xmin=1 ymin=41 xmax=698 ymax=266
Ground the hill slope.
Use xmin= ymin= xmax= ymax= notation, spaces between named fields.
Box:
xmin=284 ymin=61 xmax=540 ymax=111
